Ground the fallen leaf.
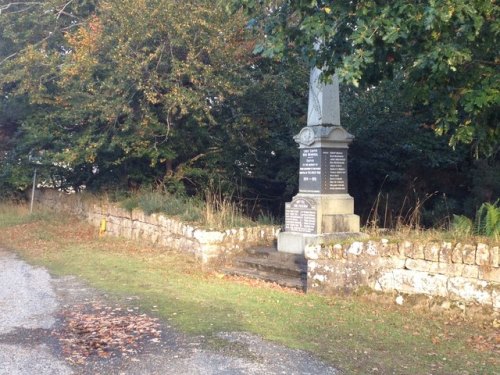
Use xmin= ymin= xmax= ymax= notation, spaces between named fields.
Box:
xmin=53 ymin=303 xmax=161 ymax=364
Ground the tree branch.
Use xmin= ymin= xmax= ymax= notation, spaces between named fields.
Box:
xmin=0 ymin=2 xmax=43 ymax=14
xmin=56 ymin=0 xmax=75 ymax=19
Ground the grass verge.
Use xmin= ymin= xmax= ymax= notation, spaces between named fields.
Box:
xmin=0 ymin=203 xmax=498 ymax=374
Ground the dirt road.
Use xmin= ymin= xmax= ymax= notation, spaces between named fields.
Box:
xmin=0 ymin=248 xmax=338 ymax=375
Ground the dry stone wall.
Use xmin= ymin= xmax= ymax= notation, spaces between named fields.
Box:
xmin=305 ymin=239 xmax=500 ymax=310
xmin=36 ymin=189 xmax=499 ymax=309
xmin=36 ymin=189 xmax=278 ymax=263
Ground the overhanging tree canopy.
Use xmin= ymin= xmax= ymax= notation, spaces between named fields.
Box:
xmin=231 ymin=0 xmax=499 ymax=157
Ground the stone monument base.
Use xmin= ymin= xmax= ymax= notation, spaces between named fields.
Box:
xmin=279 ymin=192 xmax=361 ymax=254
xmin=277 ymin=231 xmax=367 ymax=254
xmin=322 ymin=213 xmax=360 ymax=233
xmin=285 ymin=193 xmax=359 ymax=230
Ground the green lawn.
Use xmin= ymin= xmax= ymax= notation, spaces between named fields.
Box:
xmin=0 ymin=203 xmax=498 ymax=374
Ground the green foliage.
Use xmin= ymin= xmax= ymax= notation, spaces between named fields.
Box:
xmin=233 ymin=0 xmax=499 ymax=157
xmin=256 ymin=212 xmax=278 ymax=226
xmin=452 ymin=200 xmax=499 ymax=238
xmin=475 ymin=200 xmax=500 ymax=238
xmin=466 ymin=160 xmax=500 ymax=215
xmin=0 ymin=0 xmax=307 ymax=217
xmin=137 ymin=192 xmax=168 ymax=216
xmin=451 ymin=214 xmax=474 ymax=237
xmin=119 ymin=197 xmax=139 ymax=213
xmin=1 ymin=0 xmax=497 ymax=230
xmin=0 ymin=204 xmax=55 ymax=227
xmin=118 ymin=189 xmax=263 ymax=229
xmin=343 ymin=78 xmax=474 ymax=227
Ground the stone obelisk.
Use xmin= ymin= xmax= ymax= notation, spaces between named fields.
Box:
xmin=277 ymin=68 xmax=360 ymax=254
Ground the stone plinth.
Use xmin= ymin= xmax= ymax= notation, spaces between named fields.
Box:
xmin=283 ymin=193 xmax=359 ymax=235
xmin=278 ymin=231 xmax=365 ymax=254
xmin=278 ymin=127 xmax=361 ymax=254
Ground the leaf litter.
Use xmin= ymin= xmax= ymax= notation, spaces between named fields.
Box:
xmin=53 ymin=303 xmax=161 ymax=364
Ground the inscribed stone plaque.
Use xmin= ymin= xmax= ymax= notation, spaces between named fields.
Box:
xmin=285 ymin=197 xmax=317 ymax=234
xmin=322 ymin=148 xmax=348 ymax=194
xmin=299 ymin=148 xmax=321 ymax=193
xmin=299 ymin=147 xmax=348 ymax=194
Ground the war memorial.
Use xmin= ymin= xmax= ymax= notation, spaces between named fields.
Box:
xmin=278 ymin=68 xmax=361 ymax=254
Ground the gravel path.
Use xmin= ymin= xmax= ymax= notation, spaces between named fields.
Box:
xmin=0 ymin=248 xmax=339 ymax=374
xmin=0 ymin=249 xmax=71 ymax=374
xmin=0 ymin=250 xmax=58 ymax=334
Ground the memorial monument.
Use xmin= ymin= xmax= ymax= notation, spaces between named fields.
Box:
xmin=277 ymin=67 xmax=360 ymax=254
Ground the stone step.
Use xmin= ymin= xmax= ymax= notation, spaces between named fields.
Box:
xmin=245 ymin=247 xmax=308 ymax=265
xmin=233 ymin=256 xmax=306 ymax=279
xmin=221 ymin=266 xmax=306 ymax=291
xmin=221 ymin=247 xmax=307 ymax=290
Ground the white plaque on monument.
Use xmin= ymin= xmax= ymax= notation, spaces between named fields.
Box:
xmin=285 ymin=197 xmax=317 ymax=234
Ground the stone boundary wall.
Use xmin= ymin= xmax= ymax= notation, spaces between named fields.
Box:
xmin=36 ymin=189 xmax=279 ymax=263
xmin=35 ymin=189 xmax=499 ymax=308
xmin=305 ymin=240 xmax=500 ymax=309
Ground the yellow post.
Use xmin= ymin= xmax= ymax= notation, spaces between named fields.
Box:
xmin=99 ymin=218 xmax=107 ymax=238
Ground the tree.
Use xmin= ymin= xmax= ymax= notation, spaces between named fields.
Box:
xmin=1 ymin=1 xmax=246 ymax=189
xmin=341 ymin=77 xmax=475 ymax=226
xmin=231 ymin=0 xmax=499 ymax=158
xmin=0 ymin=0 xmax=309 ymax=212
xmin=0 ymin=0 xmax=98 ymax=193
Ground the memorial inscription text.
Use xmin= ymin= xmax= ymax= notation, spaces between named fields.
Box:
xmin=285 ymin=198 xmax=317 ymax=234
xmin=299 ymin=148 xmax=347 ymax=194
